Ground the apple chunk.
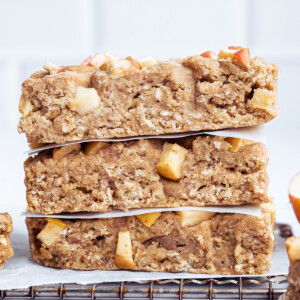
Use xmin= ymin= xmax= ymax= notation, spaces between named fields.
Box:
xmin=37 ymin=218 xmax=66 ymax=247
xmin=285 ymin=236 xmax=300 ymax=262
xmin=156 ymin=143 xmax=188 ymax=180
xmin=136 ymin=212 xmax=161 ymax=227
xmin=70 ymin=87 xmax=100 ymax=115
xmin=176 ymin=211 xmax=216 ymax=227
xmin=225 ymin=137 xmax=256 ymax=152
xmin=289 ymin=172 xmax=300 ymax=223
xmin=84 ymin=141 xmax=110 ymax=155
xmin=115 ymin=231 xmax=136 ymax=269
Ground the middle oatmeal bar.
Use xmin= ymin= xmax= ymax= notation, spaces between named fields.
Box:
xmin=25 ymin=135 xmax=269 ymax=214
xmin=26 ymin=208 xmax=275 ymax=274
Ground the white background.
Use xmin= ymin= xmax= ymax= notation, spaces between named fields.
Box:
xmin=0 ymin=0 xmax=299 ymax=253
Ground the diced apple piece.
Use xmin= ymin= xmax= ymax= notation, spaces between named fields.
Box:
xmin=70 ymin=87 xmax=101 ymax=115
xmin=248 ymin=89 xmax=277 ymax=111
xmin=285 ymin=236 xmax=300 ymax=262
xmin=53 ymin=143 xmax=81 ymax=160
xmin=126 ymin=56 xmax=141 ymax=69
xmin=40 ymin=247 xmax=53 ymax=259
xmin=138 ymin=56 xmax=157 ymax=68
xmin=84 ymin=141 xmax=110 ymax=155
xmin=261 ymin=203 xmax=275 ymax=223
xmin=218 ymin=48 xmax=237 ymax=59
xmin=115 ymin=231 xmax=136 ymax=269
xmin=66 ymin=65 xmax=96 ymax=72
xmin=89 ymin=53 xmax=107 ymax=68
xmin=176 ymin=211 xmax=216 ymax=227
xmin=156 ymin=143 xmax=188 ymax=180
xmin=289 ymin=172 xmax=300 ymax=223
xmin=228 ymin=46 xmax=243 ymax=50
xmin=225 ymin=137 xmax=256 ymax=152
xmin=200 ymin=51 xmax=217 ymax=59
xmin=136 ymin=212 xmax=161 ymax=227
xmin=100 ymin=53 xmax=119 ymax=71
xmin=43 ymin=62 xmax=60 ymax=73
xmin=0 ymin=235 xmax=8 ymax=246
xmin=233 ymin=48 xmax=250 ymax=70
xmin=37 ymin=218 xmax=66 ymax=247
xmin=29 ymin=143 xmax=46 ymax=149
xmin=19 ymin=97 xmax=33 ymax=117
xmin=109 ymin=59 xmax=138 ymax=79
xmin=81 ymin=56 xmax=92 ymax=66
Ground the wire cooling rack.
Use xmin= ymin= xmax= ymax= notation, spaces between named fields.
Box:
xmin=0 ymin=224 xmax=293 ymax=300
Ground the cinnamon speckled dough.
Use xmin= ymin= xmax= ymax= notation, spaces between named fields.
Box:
xmin=0 ymin=213 xmax=14 ymax=270
xmin=18 ymin=55 xmax=278 ymax=143
xmin=26 ymin=210 xmax=274 ymax=274
xmin=25 ymin=136 xmax=270 ymax=214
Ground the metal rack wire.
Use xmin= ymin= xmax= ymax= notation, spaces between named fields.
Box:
xmin=0 ymin=224 xmax=292 ymax=300
xmin=0 ymin=277 xmax=289 ymax=299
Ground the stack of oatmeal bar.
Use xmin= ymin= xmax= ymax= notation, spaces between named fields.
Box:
xmin=19 ymin=47 xmax=279 ymax=274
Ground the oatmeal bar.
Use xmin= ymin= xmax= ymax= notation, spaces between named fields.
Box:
xmin=0 ymin=213 xmax=13 ymax=270
xmin=282 ymin=237 xmax=300 ymax=299
xmin=26 ymin=208 xmax=274 ymax=274
xmin=25 ymin=136 xmax=269 ymax=214
xmin=18 ymin=48 xmax=278 ymax=143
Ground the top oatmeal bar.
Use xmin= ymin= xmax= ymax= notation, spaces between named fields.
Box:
xmin=18 ymin=47 xmax=279 ymax=144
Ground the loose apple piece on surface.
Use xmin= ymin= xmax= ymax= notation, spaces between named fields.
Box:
xmin=289 ymin=172 xmax=300 ymax=223
xmin=84 ymin=141 xmax=110 ymax=155
xmin=70 ymin=87 xmax=101 ymax=115
xmin=136 ymin=212 xmax=161 ymax=228
xmin=225 ymin=137 xmax=256 ymax=152
xmin=200 ymin=51 xmax=217 ymax=59
xmin=53 ymin=144 xmax=81 ymax=160
xmin=156 ymin=143 xmax=188 ymax=180
xmin=176 ymin=211 xmax=216 ymax=227
xmin=115 ymin=231 xmax=136 ymax=269
xmin=285 ymin=236 xmax=300 ymax=262
xmin=37 ymin=218 xmax=66 ymax=247
xmin=261 ymin=203 xmax=275 ymax=223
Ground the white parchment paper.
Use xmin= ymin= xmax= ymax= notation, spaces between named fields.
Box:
xmin=0 ymin=226 xmax=288 ymax=290
xmin=22 ymin=204 xmax=262 ymax=219
xmin=26 ymin=125 xmax=266 ymax=155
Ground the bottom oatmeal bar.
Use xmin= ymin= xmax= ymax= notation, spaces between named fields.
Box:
xmin=26 ymin=208 xmax=274 ymax=274
xmin=0 ymin=213 xmax=13 ymax=270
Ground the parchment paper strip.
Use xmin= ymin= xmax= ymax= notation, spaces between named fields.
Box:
xmin=26 ymin=125 xmax=266 ymax=155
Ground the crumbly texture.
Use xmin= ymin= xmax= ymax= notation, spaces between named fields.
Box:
xmin=24 ymin=136 xmax=269 ymax=214
xmin=18 ymin=56 xmax=278 ymax=143
xmin=26 ymin=210 xmax=274 ymax=274
xmin=0 ymin=213 xmax=13 ymax=270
